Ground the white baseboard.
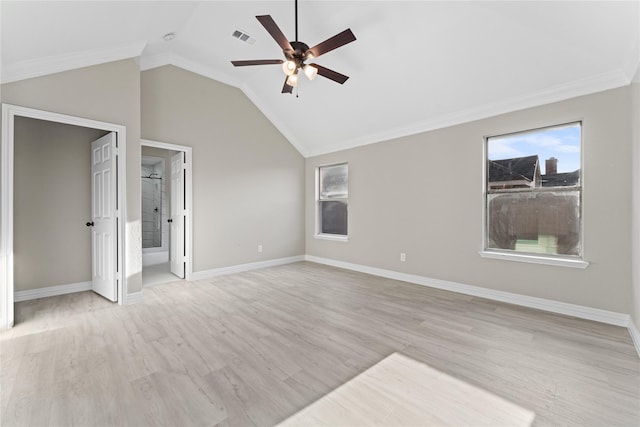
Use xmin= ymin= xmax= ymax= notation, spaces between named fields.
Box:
xmin=629 ymin=320 xmax=640 ymax=358
xmin=14 ymin=281 xmax=92 ymax=302
xmin=192 ymin=255 xmax=305 ymax=281
xmin=124 ymin=291 xmax=144 ymax=305
xmin=305 ymin=255 xmax=631 ymax=328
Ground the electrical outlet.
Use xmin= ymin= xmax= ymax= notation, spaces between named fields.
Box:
xmin=257 ymin=244 xmax=263 ymax=253
xmin=400 ymin=252 xmax=406 ymax=262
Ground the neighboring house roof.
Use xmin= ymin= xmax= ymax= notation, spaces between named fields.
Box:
xmin=488 ymin=155 xmax=539 ymax=184
xmin=541 ymin=170 xmax=580 ymax=187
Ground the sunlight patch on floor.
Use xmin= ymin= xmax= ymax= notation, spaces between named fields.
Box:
xmin=278 ymin=352 xmax=536 ymax=426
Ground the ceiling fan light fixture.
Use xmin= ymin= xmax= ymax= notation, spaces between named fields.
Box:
xmin=282 ymin=60 xmax=297 ymax=76
xmin=230 ymin=0 xmax=356 ymax=94
xmin=286 ymin=73 xmax=299 ymax=87
xmin=303 ymin=64 xmax=318 ymax=80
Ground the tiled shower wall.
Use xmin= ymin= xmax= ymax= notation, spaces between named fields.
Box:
xmin=141 ymin=162 xmax=168 ymax=249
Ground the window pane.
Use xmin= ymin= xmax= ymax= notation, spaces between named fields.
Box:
xmin=487 ymin=123 xmax=581 ymax=190
xmin=320 ymin=164 xmax=348 ymax=199
xmin=320 ymin=200 xmax=347 ymax=235
xmin=487 ymin=191 xmax=581 ymax=256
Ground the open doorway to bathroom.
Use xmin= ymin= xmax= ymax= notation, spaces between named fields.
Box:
xmin=140 ymin=140 xmax=192 ymax=287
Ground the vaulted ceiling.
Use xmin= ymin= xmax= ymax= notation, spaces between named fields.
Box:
xmin=2 ymin=1 xmax=639 ymax=157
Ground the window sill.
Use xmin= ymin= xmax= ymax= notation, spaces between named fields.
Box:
xmin=314 ymin=234 xmax=349 ymax=242
xmin=479 ymin=250 xmax=589 ymax=269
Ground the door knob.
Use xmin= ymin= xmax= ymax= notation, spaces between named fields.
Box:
xmin=86 ymin=221 xmax=95 ymax=227
xmin=167 ymin=219 xmax=173 ymax=223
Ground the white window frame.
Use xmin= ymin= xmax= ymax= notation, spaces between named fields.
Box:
xmin=479 ymin=122 xmax=589 ymax=269
xmin=315 ymin=162 xmax=349 ymax=242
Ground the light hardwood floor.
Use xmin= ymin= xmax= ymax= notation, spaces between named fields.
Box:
xmin=1 ymin=262 xmax=639 ymax=426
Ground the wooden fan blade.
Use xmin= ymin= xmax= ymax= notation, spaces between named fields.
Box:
xmin=310 ymin=64 xmax=349 ymax=84
xmin=306 ymin=29 xmax=356 ymax=59
xmin=256 ymin=15 xmax=293 ymax=52
xmin=231 ymin=59 xmax=284 ymax=67
xmin=282 ymin=77 xmax=294 ymax=94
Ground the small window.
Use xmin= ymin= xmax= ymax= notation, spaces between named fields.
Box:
xmin=485 ymin=122 xmax=582 ymax=258
xmin=317 ymin=163 xmax=348 ymax=237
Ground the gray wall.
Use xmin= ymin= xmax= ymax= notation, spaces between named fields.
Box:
xmin=1 ymin=59 xmax=143 ymax=295
xmin=2 ymin=58 xmax=636 ymax=323
xmin=306 ymin=86 xmax=634 ymax=314
xmin=141 ymin=66 xmax=305 ymax=272
xmin=13 ymin=117 xmax=106 ymax=291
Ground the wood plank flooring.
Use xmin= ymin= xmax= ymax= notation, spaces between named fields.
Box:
xmin=1 ymin=262 xmax=639 ymax=426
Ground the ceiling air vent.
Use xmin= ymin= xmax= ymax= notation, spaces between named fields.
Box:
xmin=232 ymin=29 xmax=256 ymax=45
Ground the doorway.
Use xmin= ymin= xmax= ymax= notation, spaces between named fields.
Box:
xmin=140 ymin=139 xmax=192 ymax=287
xmin=1 ymin=104 xmax=128 ymax=329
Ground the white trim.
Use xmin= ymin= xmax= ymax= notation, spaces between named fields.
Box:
xmin=479 ymin=251 xmax=589 ymax=269
xmin=0 ymin=42 xmax=146 ymax=84
xmin=623 ymin=37 xmax=640 ymax=84
xmin=305 ymin=255 xmax=629 ymax=327
xmin=314 ymin=234 xmax=349 ymax=242
xmin=304 ymin=69 xmax=629 ymax=158
xmin=481 ymin=121 xmax=587 ymax=270
xmin=191 ymin=256 xmax=305 ymax=281
xmin=139 ymin=55 xmax=310 ymax=157
xmin=3 ymin=48 xmax=631 ymax=159
xmin=1 ymin=106 xmax=15 ymax=328
xmin=140 ymin=52 xmax=239 ymax=91
xmin=141 ymin=139 xmax=193 ymax=281
xmin=629 ymin=320 xmax=640 ymax=359
xmin=238 ymin=84 xmax=309 ymax=157
xmin=14 ymin=281 xmax=92 ymax=303
xmin=138 ymin=52 xmax=173 ymax=72
xmin=140 ymin=56 xmax=630 ymax=159
xmin=1 ymin=104 xmax=128 ymax=330
xmin=124 ymin=291 xmax=144 ymax=305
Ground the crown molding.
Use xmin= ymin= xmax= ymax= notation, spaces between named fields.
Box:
xmin=137 ymin=59 xmax=633 ymax=159
xmin=140 ymin=53 xmax=310 ymax=157
xmin=4 ymin=45 xmax=632 ymax=160
xmin=140 ymin=52 xmax=240 ymax=91
xmin=304 ymin=68 xmax=631 ymax=158
xmin=0 ymin=42 xmax=147 ymax=84
xmin=138 ymin=52 xmax=173 ymax=72
xmin=237 ymin=84 xmax=310 ymax=157
xmin=623 ymin=37 xmax=640 ymax=83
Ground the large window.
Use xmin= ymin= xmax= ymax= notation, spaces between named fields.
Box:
xmin=485 ymin=122 xmax=582 ymax=258
xmin=317 ymin=163 xmax=348 ymax=237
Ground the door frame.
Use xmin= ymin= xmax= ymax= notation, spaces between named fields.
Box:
xmin=1 ymin=104 xmax=128 ymax=329
xmin=141 ymin=139 xmax=193 ymax=281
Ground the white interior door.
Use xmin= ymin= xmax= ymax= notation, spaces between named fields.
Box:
xmin=90 ymin=133 xmax=118 ymax=301
xmin=170 ymin=152 xmax=185 ymax=278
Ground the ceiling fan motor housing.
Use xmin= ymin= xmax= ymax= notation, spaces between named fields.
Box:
xmin=286 ymin=41 xmax=311 ymax=66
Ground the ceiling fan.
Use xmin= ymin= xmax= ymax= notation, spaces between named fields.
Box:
xmin=231 ymin=0 xmax=356 ymax=94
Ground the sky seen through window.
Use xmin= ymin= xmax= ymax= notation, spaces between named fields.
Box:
xmin=488 ymin=123 xmax=581 ymax=174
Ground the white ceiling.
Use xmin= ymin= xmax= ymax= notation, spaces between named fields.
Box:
xmin=2 ymin=1 xmax=639 ymax=157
